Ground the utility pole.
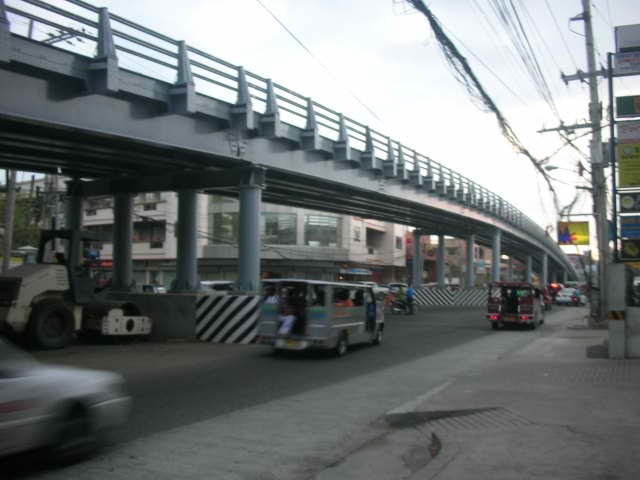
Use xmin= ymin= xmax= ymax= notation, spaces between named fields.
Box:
xmin=542 ymin=1 xmax=609 ymax=323
xmin=2 ymin=169 xmax=17 ymax=272
xmin=581 ymin=0 xmax=609 ymax=323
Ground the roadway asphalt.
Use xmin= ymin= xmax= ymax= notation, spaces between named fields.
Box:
xmin=25 ymin=306 xmax=495 ymax=446
xmin=6 ymin=305 xmax=565 ymax=478
xmin=117 ymin=306 xmax=495 ymax=443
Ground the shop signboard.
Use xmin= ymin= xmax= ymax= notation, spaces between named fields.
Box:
xmin=621 ymin=239 xmax=640 ymax=261
xmin=618 ymin=143 xmax=640 ymax=187
xmin=620 ymin=192 xmax=640 ymax=213
xmin=617 ymin=97 xmax=640 ymax=118
xmin=557 ymin=221 xmax=590 ymax=246
xmin=621 ymin=216 xmax=640 ymax=239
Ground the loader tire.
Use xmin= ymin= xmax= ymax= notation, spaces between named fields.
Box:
xmin=28 ymin=300 xmax=74 ymax=349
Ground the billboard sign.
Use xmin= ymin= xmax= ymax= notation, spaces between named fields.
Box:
xmin=621 ymin=239 xmax=640 ymax=261
xmin=621 ymin=216 xmax=640 ymax=239
xmin=620 ymin=192 xmax=640 ymax=213
xmin=618 ymin=144 xmax=640 ymax=187
xmin=616 ymin=97 xmax=640 ymax=119
xmin=617 ymin=120 xmax=640 ymax=142
xmin=557 ymin=221 xmax=590 ymax=246
xmin=615 ymin=52 xmax=640 ymax=76
xmin=615 ymin=24 xmax=640 ymax=53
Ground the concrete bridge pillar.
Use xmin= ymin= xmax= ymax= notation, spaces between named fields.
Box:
xmin=551 ymin=270 xmax=558 ymax=283
xmin=507 ymin=256 xmax=514 ymax=281
xmin=466 ymin=234 xmax=475 ymax=288
xmin=238 ymin=182 xmax=262 ymax=294
xmin=411 ymin=229 xmax=423 ymax=287
xmin=526 ymin=255 xmax=533 ymax=283
xmin=541 ymin=253 xmax=549 ymax=287
xmin=112 ymin=193 xmax=133 ymax=291
xmin=437 ymin=234 xmax=445 ymax=288
xmin=64 ymin=182 xmax=83 ymax=271
xmin=173 ymin=189 xmax=199 ymax=292
xmin=562 ymin=270 xmax=568 ymax=284
xmin=492 ymin=229 xmax=502 ymax=282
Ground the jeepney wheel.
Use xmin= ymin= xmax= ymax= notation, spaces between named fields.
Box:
xmin=28 ymin=300 xmax=74 ymax=349
xmin=335 ymin=333 xmax=348 ymax=357
xmin=372 ymin=327 xmax=383 ymax=345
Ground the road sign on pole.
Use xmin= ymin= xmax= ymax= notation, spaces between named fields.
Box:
xmin=616 ymin=96 xmax=640 ymax=118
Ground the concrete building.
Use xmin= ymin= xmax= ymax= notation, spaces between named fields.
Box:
xmin=80 ymin=191 xmax=408 ymax=288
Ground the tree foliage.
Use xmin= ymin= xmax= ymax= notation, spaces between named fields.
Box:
xmin=0 ymin=194 xmax=41 ymax=249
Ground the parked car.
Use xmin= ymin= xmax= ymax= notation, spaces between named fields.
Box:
xmin=0 ymin=338 xmax=130 ymax=460
xmin=555 ymin=288 xmax=585 ymax=306
xmin=138 ymin=284 xmax=167 ymax=294
xmin=199 ymin=280 xmax=236 ymax=294
xmin=357 ymin=281 xmax=389 ymax=297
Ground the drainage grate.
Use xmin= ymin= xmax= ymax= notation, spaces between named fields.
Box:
xmin=426 ymin=407 xmax=532 ymax=431
xmin=386 ymin=407 xmax=531 ymax=430
xmin=542 ymin=362 xmax=640 ymax=385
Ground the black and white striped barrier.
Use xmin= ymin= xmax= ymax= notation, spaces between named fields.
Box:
xmin=414 ymin=287 xmax=488 ymax=307
xmin=453 ymin=288 xmax=488 ymax=306
xmin=196 ymin=294 xmax=261 ymax=344
xmin=414 ymin=287 xmax=454 ymax=306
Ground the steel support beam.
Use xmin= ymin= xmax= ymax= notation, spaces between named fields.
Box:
xmin=172 ymin=189 xmax=199 ymax=292
xmin=492 ymin=229 xmax=502 ymax=282
xmin=466 ymin=234 xmax=475 ymax=288
xmin=70 ymin=167 xmax=261 ymax=197
xmin=437 ymin=234 xmax=445 ymax=288
xmin=238 ymin=181 xmax=262 ymax=293
xmin=112 ymin=193 xmax=133 ymax=291
xmin=412 ymin=229 xmax=423 ymax=287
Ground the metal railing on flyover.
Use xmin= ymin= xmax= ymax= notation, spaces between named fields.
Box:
xmin=3 ymin=0 xmax=572 ymax=271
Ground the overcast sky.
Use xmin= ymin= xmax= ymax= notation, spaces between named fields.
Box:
xmin=9 ymin=0 xmax=640 ymax=249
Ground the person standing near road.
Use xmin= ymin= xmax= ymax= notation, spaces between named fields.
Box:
xmin=406 ymin=285 xmax=415 ymax=314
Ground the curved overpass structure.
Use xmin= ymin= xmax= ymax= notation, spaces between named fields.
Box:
xmin=0 ymin=0 xmax=577 ymax=289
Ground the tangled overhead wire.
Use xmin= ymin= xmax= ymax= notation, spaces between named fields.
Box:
xmin=404 ymin=0 xmax=563 ymax=213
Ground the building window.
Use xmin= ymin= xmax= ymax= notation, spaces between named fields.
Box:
xmin=211 ymin=212 xmax=239 ymax=244
xmin=447 ymin=247 xmax=457 ymax=256
xmin=143 ymin=203 xmax=157 ymax=211
xmin=261 ymin=213 xmax=296 ymax=245
xmin=353 ymin=226 xmax=361 ymax=242
xmin=395 ymin=236 xmax=402 ymax=249
xmin=132 ymin=221 xmax=166 ymax=243
xmin=304 ymin=215 xmax=340 ymax=247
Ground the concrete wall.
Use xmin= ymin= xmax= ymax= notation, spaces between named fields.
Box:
xmin=626 ymin=307 xmax=640 ymax=358
xmin=107 ymin=292 xmax=198 ymax=339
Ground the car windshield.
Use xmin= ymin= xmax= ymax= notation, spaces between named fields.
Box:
xmin=560 ymin=288 xmax=576 ymax=295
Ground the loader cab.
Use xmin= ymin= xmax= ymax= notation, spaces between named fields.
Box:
xmin=37 ymin=230 xmax=109 ymax=305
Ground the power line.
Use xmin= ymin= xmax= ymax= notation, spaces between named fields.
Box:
xmin=403 ymin=0 xmax=561 ymax=213
xmin=544 ymin=0 xmax=579 ymax=70
xmin=254 ymin=0 xmax=383 ymax=123
xmin=441 ymin=23 xmax=530 ymax=108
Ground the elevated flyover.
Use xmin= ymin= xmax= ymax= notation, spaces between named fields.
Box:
xmin=0 ymin=0 xmax=577 ymax=291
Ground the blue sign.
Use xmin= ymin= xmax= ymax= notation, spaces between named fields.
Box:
xmin=620 ymin=216 xmax=640 ymax=239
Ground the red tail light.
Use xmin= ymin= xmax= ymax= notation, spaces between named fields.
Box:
xmin=520 ymin=315 xmax=529 ymax=321
xmin=489 ymin=315 xmax=499 ymax=320
xmin=571 ymin=296 xmax=577 ymax=301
